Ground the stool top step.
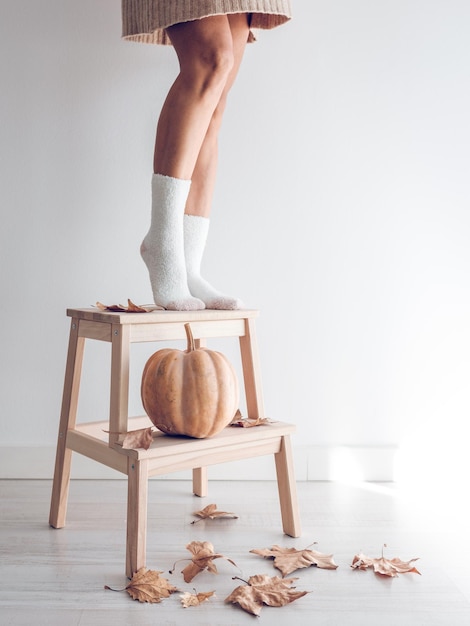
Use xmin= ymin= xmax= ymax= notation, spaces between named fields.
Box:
xmin=66 ymin=307 xmax=259 ymax=325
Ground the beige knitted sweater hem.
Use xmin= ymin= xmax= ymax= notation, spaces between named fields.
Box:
xmin=122 ymin=0 xmax=292 ymax=45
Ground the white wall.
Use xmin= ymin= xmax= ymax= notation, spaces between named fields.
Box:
xmin=1 ymin=1 xmax=470 ymax=485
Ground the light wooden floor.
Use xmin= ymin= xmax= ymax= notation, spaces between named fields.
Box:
xmin=1 ymin=479 xmax=469 ymax=625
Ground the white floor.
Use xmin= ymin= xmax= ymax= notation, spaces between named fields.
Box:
xmin=1 ymin=479 xmax=469 ymax=625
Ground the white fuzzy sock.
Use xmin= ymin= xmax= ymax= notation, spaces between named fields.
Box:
xmin=141 ymin=174 xmax=205 ymax=310
xmin=184 ymin=214 xmax=243 ymax=310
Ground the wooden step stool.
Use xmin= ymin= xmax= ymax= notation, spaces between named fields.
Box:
xmin=49 ymin=307 xmax=301 ymax=577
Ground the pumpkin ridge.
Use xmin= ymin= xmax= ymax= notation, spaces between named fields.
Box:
xmin=183 ymin=351 xmax=217 ymax=433
xmin=213 ymin=352 xmax=239 ymax=423
xmin=160 ymin=351 xmax=185 ymax=432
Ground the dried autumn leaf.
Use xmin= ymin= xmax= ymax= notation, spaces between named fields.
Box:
xmin=95 ymin=299 xmax=156 ymax=313
xmin=180 ymin=590 xmax=215 ymax=608
xmin=171 ymin=541 xmax=238 ymax=583
xmin=105 ymin=567 xmax=178 ymax=603
xmin=125 ymin=299 xmax=151 ymax=312
xmin=121 ymin=427 xmax=154 ymax=450
xmin=191 ymin=503 xmax=238 ymax=524
xmin=96 ymin=301 xmax=127 ymax=312
xmin=225 ymin=575 xmax=309 ymax=616
xmin=230 ymin=409 xmax=272 ymax=428
xmin=103 ymin=427 xmax=155 ymax=450
xmin=351 ymin=545 xmax=420 ymax=577
xmin=251 ymin=544 xmax=338 ymax=577
xmin=231 ymin=417 xmax=272 ymax=428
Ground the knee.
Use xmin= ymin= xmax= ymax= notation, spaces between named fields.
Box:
xmin=201 ymin=45 xmax=235 ymax=79
xmin=183 ymin=44 xmax=234 ymax=94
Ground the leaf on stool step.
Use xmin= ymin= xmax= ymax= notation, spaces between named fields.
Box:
xmin=103 ymin=427 xmax=155 ymax=450
xmin=95 ymin=299 xmax=161 ymax=312
xmin=230 ymin=409 xmax=272 ymax=428
xmin=121 ymin=427 xmax=155 ymax=450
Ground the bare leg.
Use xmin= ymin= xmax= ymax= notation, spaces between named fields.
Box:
xmin=154 ymin=15 xmax=242 ymax=179
xmin=142 ymin=15 xmax=249 ymax=310
xmin=182 ymin=15 xmax=250 ymax=309
xmin=185 ymin=14 xmax=250 ymax=217
xmin=142 ymin=16 xmax=240 ymax=309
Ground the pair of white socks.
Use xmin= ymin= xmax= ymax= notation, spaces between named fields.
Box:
xmin=140 ymin=173 xmax=242 ymax=311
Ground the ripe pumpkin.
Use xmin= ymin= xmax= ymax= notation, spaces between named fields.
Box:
xmin=141 ymin=323 xmax=239 ymax=438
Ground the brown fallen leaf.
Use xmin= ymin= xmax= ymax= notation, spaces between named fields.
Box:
xmin=251 ymin=543 xmax=338 ymax=577
xmin=103 ymin=427 xmax=155 ymax=450
xmin=351 ymin=544 xmax=420 ymax=577
xmin=105 ymin=567 xmax=178 ymax=603
xmin=180 ymin=590 xmax=215 ymax=608
xmin=225 ymin=575 xmax=309 ymax=616
xmin=191 ymin=504 xmax=238 ymax=524
xmin=231 ymin=416 xmax=272 ymax=428
xmin=96 ymin=299 xmax=157 ymax=313
xmin=171 ymin=541 xmax=238 ymax=583
xmin=125 ymin=299 xmax=152 ymax=312
xmin=96 ymin=301 xmax=127 ymax=312
xmin=121 ymin=427 xmax=155 ymax=450
xmin=230 ymin=409 xmax=272 ymax=428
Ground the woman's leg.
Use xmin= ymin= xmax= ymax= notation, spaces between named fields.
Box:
xmin=154 ymin=15 xmax=240 ymax=179
xmin=142 ymin=15 xmax=241 ymax=310
xmin=183 ymin=14 xmax=250 ymax=309
xmin=185 ymin=13 xmax=250 ymax=218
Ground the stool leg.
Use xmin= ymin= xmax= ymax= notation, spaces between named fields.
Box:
xmin=49 ymin=318 xmax=85 ymax=528
xmin=126 ymin=458 xmax=149 ymax=578
xmin=239 ymin=318 xmax=265 ymax=419
xmin=275 ymin=435 xmax=302 ymax=538
xmin=193 ymin=467 xmax=208 ymax=497
xmin=192 ymin=336 xmax=209 ymax=497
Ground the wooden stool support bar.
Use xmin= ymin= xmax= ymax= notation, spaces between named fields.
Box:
xmin=49 ymin=308 xmax=301 ymax=577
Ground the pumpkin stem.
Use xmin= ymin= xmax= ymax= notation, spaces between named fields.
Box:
xmin=184 ymin=323 xmax=196 ymax=353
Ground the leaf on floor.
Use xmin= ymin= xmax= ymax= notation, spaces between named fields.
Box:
xmin=171 ymin=541 xmax=238 ymax=583
xmin=225 ymin=574 xmax=309 ymax=616
xmin=191 ymin=503 xmax=238 ymax=524
xmin=105 ymin=567 xmax=178 ymax=603
xmin=180 ymin=590 xmax=215 ymax=608
xmin=351 ymin=544 xmax=421 ymax=577
xmin=250 ymin=543 xmax=338 ymax=577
